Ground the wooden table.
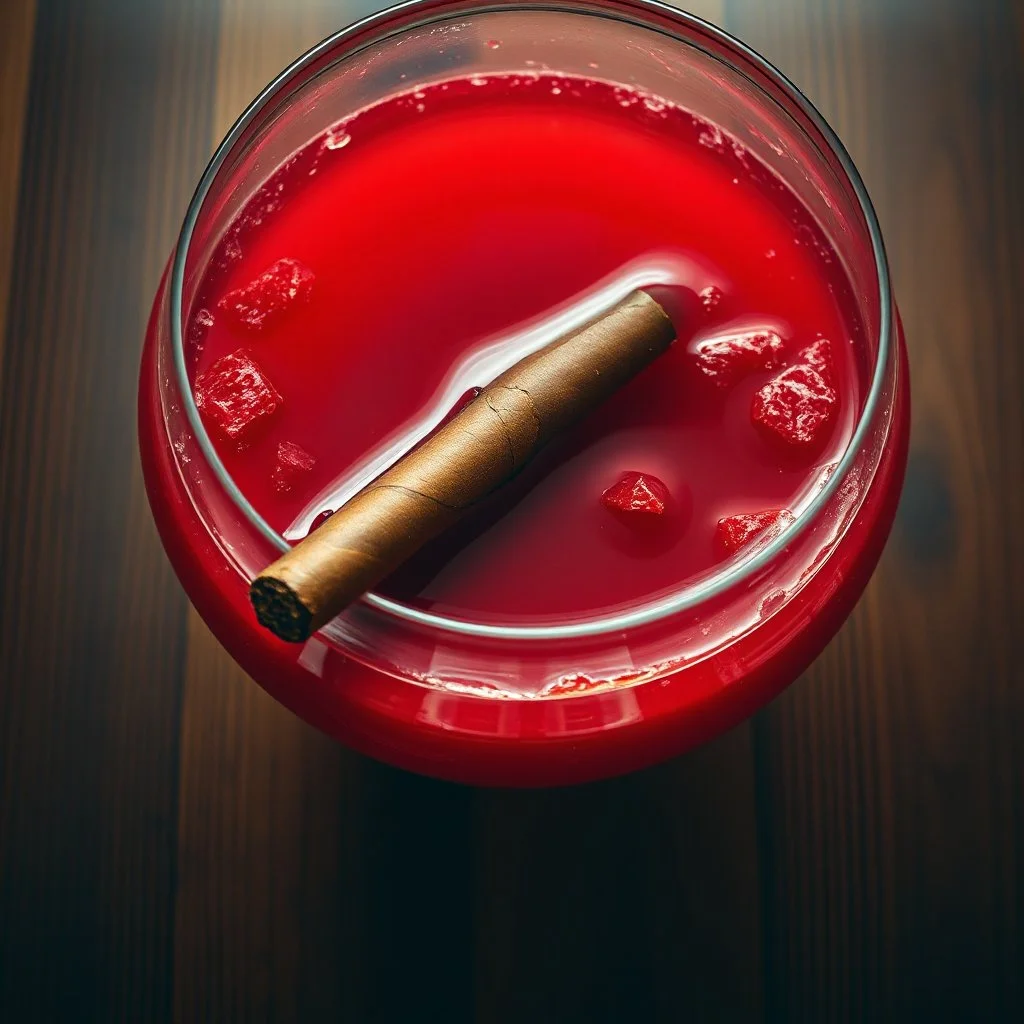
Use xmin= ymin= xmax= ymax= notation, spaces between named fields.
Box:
xmin=1 ymin=1 xmax=1021 ymax=1020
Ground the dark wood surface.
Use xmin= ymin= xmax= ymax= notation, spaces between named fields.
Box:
xmin=0 ymin=1 xmax=1020 ymax=1020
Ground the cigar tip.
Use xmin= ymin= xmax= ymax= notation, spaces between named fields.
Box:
xmin=250 ymin=575 xmax=314 ymax=644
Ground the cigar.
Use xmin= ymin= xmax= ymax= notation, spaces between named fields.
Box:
xmin=251 ymin=289 xmax=676 ymax=642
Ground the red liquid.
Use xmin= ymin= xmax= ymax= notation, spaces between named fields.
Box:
xmin=189 ymin=73 xmax=864 ymax=627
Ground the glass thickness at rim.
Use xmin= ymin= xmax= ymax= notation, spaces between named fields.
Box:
xmin=169 ymin=0 xmax=893 ymax=643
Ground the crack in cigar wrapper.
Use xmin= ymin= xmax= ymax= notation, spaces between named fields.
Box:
xmin=250 ymin=291 xmax=676 ymax=642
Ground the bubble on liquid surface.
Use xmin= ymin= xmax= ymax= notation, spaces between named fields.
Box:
xmin=324 ymin=126 xmax=351 ymax=150
xmin=817 ymin=462 xmax=840 ymax=490
xmin=697 ymin=120 xmax=726 ymax=152
xmin=189 ymin=307 xmax=214 ymax=350
xmin=470 ymin=75 xmax=488 ymax=86
xmin=213 ymin=232 xmax=243 ymax=273
xmin=173 ymin=438 xmax=191 ymax=465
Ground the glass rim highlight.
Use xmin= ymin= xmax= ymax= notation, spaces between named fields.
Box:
xmin=169 ymin=0 xmax=894 ymax=642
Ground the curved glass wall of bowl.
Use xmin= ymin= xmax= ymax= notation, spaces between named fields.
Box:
xmin=160 ymin=0 xmax=895 ymax=696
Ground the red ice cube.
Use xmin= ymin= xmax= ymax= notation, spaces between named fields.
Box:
xmin=802 ymin=338 xmax=835 ymax=384
xmin=716 ymin=509 xmax=795 ymax=554
xmin=751 ymin=364 xmax=837 ymax=447
xmin=272 ymin=441 xmax=317 ymax=494
xmin=218 ymin=257 xmax=315 ymax=333
xmin=194 ymin=350 xmax=282 ymax=448
xmin=601 ymin=472 xmax=670 ymax=517
xmin=694 ymin=329 xmax=785 ymax=388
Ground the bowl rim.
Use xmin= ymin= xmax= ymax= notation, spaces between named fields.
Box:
xmin=169 ymin=0 xmax=894 ymax=642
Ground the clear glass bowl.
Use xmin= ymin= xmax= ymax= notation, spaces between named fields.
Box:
xmin=138 ymin=0 xmax=910 ymax=786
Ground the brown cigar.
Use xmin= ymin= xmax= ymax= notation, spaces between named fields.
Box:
xmin=250 ymin=289 xmax=676 ymax=642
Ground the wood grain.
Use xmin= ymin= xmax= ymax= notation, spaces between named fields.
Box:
xmin=0 ymin=1 xmax=219 ymax=1020
xmin=473 ymin=726 xmax=764 ymax=1023
xmin=728 ymin=0 xmax=1024 ymax=1019
xmin=0 ymin=1 xmax=1020 ymax=1022
xmin=0 ymin=0 xmax=36 ymax=385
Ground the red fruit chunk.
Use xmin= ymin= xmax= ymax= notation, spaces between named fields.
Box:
xmin=601 ymin=472 xmax=670 ymax=516
xmin=751 ymin=364 xmax=837 ymax=447
xmin=273 ymin=441 xmax=317 ymax=494
xmin=694 ymin=329 xmax=785 ymax=387
xmin=218 ymin=257 xmax=315 ymax=333
xmin=716 ymin=509 xmax=795 ymax=554
xmin=802 ymin=338 xmax=835 ymax=384
xmin=195 ymin=350 xmax=282 ymax=448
